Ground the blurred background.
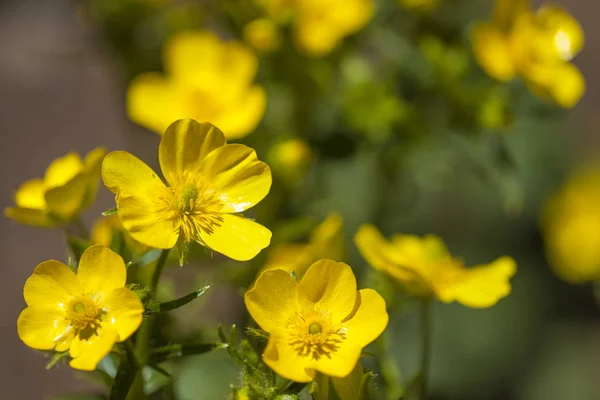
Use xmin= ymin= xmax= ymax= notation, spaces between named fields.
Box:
xmin=1 ymin=0 xmax=599 ymax=399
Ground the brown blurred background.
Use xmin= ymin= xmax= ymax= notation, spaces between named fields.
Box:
xmin=0 ymin=0 xmax=597 ymax=399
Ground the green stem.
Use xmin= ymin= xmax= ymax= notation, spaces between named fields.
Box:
xmin=110 ymin=341 xmax=138 ymax=400
xmin=150 ymin=249 xmax=170 ymax=294
xmin=127 ymin=249 xmax=171 ymax=400
xmin=420 ymin=298 xmax=433 ymax=400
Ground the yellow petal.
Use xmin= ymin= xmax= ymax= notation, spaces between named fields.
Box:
xmin=306 ymin=341 xmax=362 ymax=379
xmin=81 ymin=147 xmax=107 ymax=209
xmin=44 ymin=152 xmax=84 ymax=189
xmin=127 ymin=73 xmax=180 ymax=134
xmin=199 ymin=144 xmax=272 ymax=213
xmin=44 ymin=173 xmax=89 ymax=220
xmin=117 ymin=195 xmax=180 ymax=249
xmin=354 ymin=224 xmax=415 ymax=282
xmin=102 ymin=151 xmax=166 ymax=198
xmin=262 ymin=244 xmax=314 ymax=277
xmin=297 ymin=260 xmax=357 ymax=323
xmin=77 ymin=245 xmax=127 ymax=294
xmin=4 ymin=207 xmax=55 ymax=227
xmin=159 ymin=119 xmax=226 ymax=185
xmin=523 ymin=62 xmax=585 ymax=108
xmin=294 ymin=22 xmax=341 ymax=56
xmin=14 ymin=179 xmax=46 ymax=210
xmin=17 ymin=306 xmax=69 ymax=350
xmin=90 ymin=216 xmax=118 ymax=247
xmin=263 ymin=333 xmax=315 ymax=382
xmin=245 ymin=269 xmax=298 ymax=333
xmin=164 ymin=31 xmax=223 ymax=86
xmin=217 ymin=41 xmax=260 ymax=103
xmin=200 ymin=214 xmax=271 ymax=261
xmin=23 ymin=260 xmax=82 ymax=307
xmin=310 ymin=213 xmax=345 ymax=261
xmin=103 ymin=287 xmax=144 ymax=341
xmin=102 ymin=151 xmax=179 ymax=249
xmin=342 ymin=289 xmax=388 ymax=348
xmin=434 ymin=256 xmax=517 ymax=308
xmin=69 ymin=328 xmax=118 ymax=371
xmin=534 ymin=5 xmax=584 ymax=62
xmin=472 ymin=22 xmax=517 ymax=82
xmin=213 ymin=85 xmax=266 ymax=140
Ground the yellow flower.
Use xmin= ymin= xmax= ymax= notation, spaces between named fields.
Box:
xmin=127 ymin=31 xmax=266 ymax=140
xmin=243 ymin=19 xmax=282 ymax=54
xmin=5 ymin=148 xmax=106 ymax=227
xmin=355 ymin=225 xmax=517 ymax=308
xmin=17 ymin=245 xmax=144 ymax=371
xmin=91 ymin=215 xmax=148 ymax=255
xmin=101 ymin=118 xmax=272 ymax=261
xmin=542 ymin=166 xmax=600 ymax=283
xmin=245 ymin=259 xmax=388 ymax=382
xmin=262 ymin=213 xmax=343 ymax=278
xmin=293 ymin=0 xmax=374 ymax=56
xmin=472 ymin=0 xmax=584 ymax=108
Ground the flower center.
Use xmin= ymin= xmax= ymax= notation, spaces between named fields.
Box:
xmin=287 ymin=310 xmax=346 ymax=360
xmin=66 ymin=294 xmax=105 ymax=340
xmin=158 ymin=175 xmax=225 ymax=243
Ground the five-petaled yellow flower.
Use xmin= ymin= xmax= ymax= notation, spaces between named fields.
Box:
xmin=355 ymin=225 xmax=516 ymax=308
xmin=128 ymin=31 xmax=266 ymax=140
xmin=245 ymin=259 xmax=388 ymax=382
xmin=542 ymin=165 xmax=600 ymax=283
xmin=262 ymin=213 xmax=344 ymax=278
xmin=17 ymin=245 xmax=144 ymax=371
xmin=5 ymin=148 xmax=106 ymax=227
xmin=102 ymin=118 xmax=272 ymax=261
xmin=472 ymin=0 xmax=584 ymax=108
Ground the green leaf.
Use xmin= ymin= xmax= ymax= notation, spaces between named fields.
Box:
xmin=46 ymin=350 xmax=70 ymax=369
xmin=102 ymin=208 xmax=118 ymax=216
xmin=149 ymin=343 xmax=216 ymax=364
xmin=144 ymin=285 xmax=210 ymax=315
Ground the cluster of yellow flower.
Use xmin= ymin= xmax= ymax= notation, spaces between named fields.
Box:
xmin=7 ymin=119 xmax=516 ymax=384
xmin=472 ymin=0 xmax=584 ymax=108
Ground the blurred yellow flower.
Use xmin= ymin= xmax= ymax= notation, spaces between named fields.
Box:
xmin=243 ymin=19 xmax=282 ymax=54
xmin=102 ymin=119 xmax=272 ymax=261
xmin=542 ymin=166 xmax=600 ymax=283
xmin=127 ymin=31 xmax=266 ymax=140
xmin=245 ymin=259 xmax=388 ymax=382
xmin=257 ymin=0 xmax=374 ymax=56
xmin=17 ymin=245 xmax=144 ymax=371
xmin=472 ymin=0 xmax=584 ymax=108
xmin=91 ymin=215 xmax=148 ymax=255
xmin=268 ymin=138 xmax=313 ymax=186
xmin=263 ymin=213 xmax=343 ymax=278
xmin=294 ymin=0 xmax=375 ymax=56
xmin=355 ymin=225 xmax=517 ymax=308
xmin=5 ymin=148 xmax=106 ymax=227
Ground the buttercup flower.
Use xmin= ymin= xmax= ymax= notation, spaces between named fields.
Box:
xmin=127 ymin=31 xmax=266 ymax=140
xmin=256 ymin=0 xmax=374 ymax=56
xmin=102 ymin=118 xmax=272 ymax=261
xmin=245 ymin=259 xmax=388 ymax=382
xmin=262 ymin=213 xmax=343 ymax=278
xmin=17 ymin=245 xmax=144 ymax=371
xmin=5 ymin=148 xmax=106 ymax=227
xmin=355 ymin=225 xmax=516 ymax=308
xmin=472 ymin=0 xmax=584 ymax=108
xmin=293 ymin=0 xmax=374 ymax=56
xmin=243 ymin=19 xmax=282 ymax=54
xmin=542 ymin=165 xmax=600 ymax=283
